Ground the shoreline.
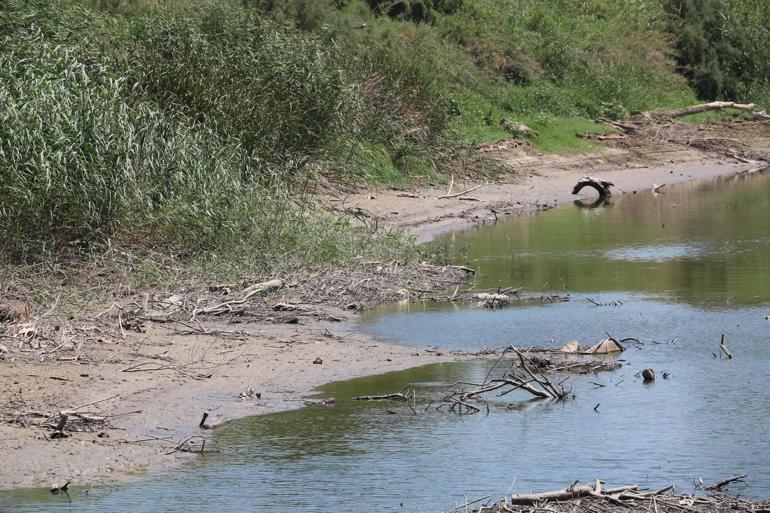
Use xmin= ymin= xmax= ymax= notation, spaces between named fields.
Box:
xmin=1 ymin=143 xmax=768 ymax=492
xmin=328 ymin=157 xmax=766 ymax=243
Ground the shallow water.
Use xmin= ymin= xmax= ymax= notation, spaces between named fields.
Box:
xmin=3 ymin=170 xmax=770 ymax=512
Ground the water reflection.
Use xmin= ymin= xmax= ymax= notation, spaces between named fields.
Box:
xmin=421 ymin=171 xmax=770 ymax=308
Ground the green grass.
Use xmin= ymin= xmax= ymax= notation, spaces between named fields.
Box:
xmin=678 ymin=109 xmax=755 ymax=125
xmin=523 ymin=116 xmax=615 ymax=153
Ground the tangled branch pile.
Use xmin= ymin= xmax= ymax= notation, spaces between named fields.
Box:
xmin=471 ymin=479 xmax=768 ymax=513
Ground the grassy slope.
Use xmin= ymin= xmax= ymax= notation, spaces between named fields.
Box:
xmin=1 ymin=0 xmax=766 ymax=283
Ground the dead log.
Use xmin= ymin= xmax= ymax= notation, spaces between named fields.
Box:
xmin=572 ymin=177 xmax=614 ymax=198
xmin=651 ymin=102 xmax=770 ymax=121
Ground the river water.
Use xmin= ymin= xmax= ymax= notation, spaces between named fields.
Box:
xmin=2 ymin=170 xmax=769 ymax=512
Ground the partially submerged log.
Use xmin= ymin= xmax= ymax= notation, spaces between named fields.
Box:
xmin=572 ymin=177 xmax=614 ymax=198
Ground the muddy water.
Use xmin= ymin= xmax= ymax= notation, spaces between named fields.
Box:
xmin=3 ymin=170 xmax=770 ymax=512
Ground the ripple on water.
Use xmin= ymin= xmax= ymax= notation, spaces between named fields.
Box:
xmin=603 ymin=243 xmax=706 ymax=262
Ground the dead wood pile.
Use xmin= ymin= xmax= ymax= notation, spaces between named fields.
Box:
xmin=358 ymin=345 xmax=626 ymax=416
xmin=599 ymin=102 xmax=770 ymax=163
xmin=467 ymin=477 xmax=767 ymax=513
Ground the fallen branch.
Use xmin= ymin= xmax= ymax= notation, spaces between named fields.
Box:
xmin=508 ymin=482 xmax=638 ymax=505
xmin=705 ymin=474 xmax=747 ymax=491
xmin=437 ymin=183 xmax=487 ymax=200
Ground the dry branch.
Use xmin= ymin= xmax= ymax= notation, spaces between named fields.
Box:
xmin=194 ymin=279 xmax=284 ymax=316
xmin=437 ymin=183 xmax=487 ymax=200
xmin=705 ymin=474 xmax=747 ymax=491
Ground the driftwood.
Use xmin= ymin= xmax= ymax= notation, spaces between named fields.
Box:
xmin=651 ymin=101 xmax=770 ymax=121
xmin=437 ymin=183 xmax=487 ymax=200
xmin=194 ymin=279 xmax=284 ymax=317
xmin=572 ymin=177 xmax=613 ymax=198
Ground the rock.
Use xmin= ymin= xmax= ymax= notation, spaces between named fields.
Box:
xmin=472 ymin=293 xmax=510 ymax=308
xmin=313 ymin=357 xmax=323 ymax=365
xmin=501 ymin=119 xmax=539 ymax=138
xmin=0 ymin=300 xmax=29 ymax=323
xmin=584 ymin=338 xmax=625 ymax=354
xmin=558 ymin=340 xmax=581 ymax=353
xmin=0 ymin=344 xmax=8 ymax=354
xmin=642 ymin=368 xmax=655 ymax=382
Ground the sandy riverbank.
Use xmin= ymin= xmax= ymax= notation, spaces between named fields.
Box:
xmin=1 ymin=119 xmax=768 ymax=491
xmin=322 ymin=118 xmax=770 ymax=241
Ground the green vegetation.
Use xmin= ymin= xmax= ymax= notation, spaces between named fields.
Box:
xmin=1 ymin=0 xmax=767 ymax=280
xmin=663 ymin=0 xmax=770 ymax=108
